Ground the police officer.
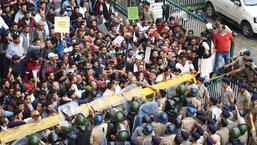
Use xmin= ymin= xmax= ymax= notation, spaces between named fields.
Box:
xmin=133 ymin=123 xmax=154 ymax=145
xmin=28 ymin=134 xmax=40 ymax=145
xmin=208 ymin=124 xmax=221 ymax=144
xmin=238 ymin=123 xmax=248 ymax=145
xmin=90 ymin=114 xmax=108 ymax=145
xmin=115 ymin=123 xmax=130 ymax=145
xmin=159 ymin=123 xmax=177 ymax=145
xmin=236 ymin=83 xmax=251 ymax=111
xmin=128 ymin=99 xmax=141 ymax=132
xmin=174 ymin=135 xmax=184 ymax=145
xmin=187 ymin=88 xmax=201 ymax=111
xmin=174 ymin=84 xmax=188 ymax=106
xmin=226 ymin=57 xmax=256 ymax=86
xmin=181 ymin=130 xmax=191 ymax=145
xmin=131 ymin=115 xmax=153 ymax=139
xmin=112 ymin=108 xmax=126 ymax=123
xmin=196 ymin=127 xmax=205 ymax=144
xmin=196 ymin=77 xmax=209 ymax=109
xmin=221 ymin=109 xmax=235 ymax=129
xmin=190 ymin=131 xmax=201 ymax=145
xmin=152 ymin=112 xmax=168 ymax=136
xmin=220 ymin=78 xmax=234 ymax=108
xmin=181 ymin=106 xmax=196 ymax=132
xmin=216 ymin=118 xmax=229 ymax=145
xmin=74 ymin=113 xmax=91 ymax=145
xmin=195 ymin=111 xmax=207 ymax=133
xmin=224 ymin=49 xmax=251 ymax=70
xmin=61 ymin=121 xmax=76 ymax=145
xmin=226 ymin=127 xmax=243 ymax=145
xmin=48 ymin=131 xmax=62 ymax=145
xmin=207 ymin=96 xmax=222 ymax=119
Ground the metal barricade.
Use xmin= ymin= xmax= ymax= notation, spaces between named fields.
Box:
xmin=205 ymin=78 xmax=257 ymax=102
xmin=166 ymin=0 xmax=207 ymax=36
xmin=206 ymin=79 xmax=223 ymax=99
xmin=172 ymin=0 xmax=206 ymax=7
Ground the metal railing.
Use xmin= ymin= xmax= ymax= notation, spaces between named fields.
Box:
xmin=205 ymin=77 xmax=257 ymax=102
xmin=112 ymin=0 xmax=128 ymax=19
xmin=172 ymin=0 xmax=206 ymax=6
xmin=166 ymin=0 xmax=207 ymax=36
xmin=111 ymin=0 xmax=207 ymax=36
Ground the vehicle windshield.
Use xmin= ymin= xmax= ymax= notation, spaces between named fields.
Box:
xmin=244 ymin=0 xmax=257 ymax=6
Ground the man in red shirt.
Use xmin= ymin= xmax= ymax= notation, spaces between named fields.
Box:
xmin=213 ymin=25 xmax=235 ymax=73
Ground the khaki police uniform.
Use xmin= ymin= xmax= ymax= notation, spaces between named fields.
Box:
xmin=197 ymin=84 xmax=209 ymax=108
xmin=236 ymin=90 xmax=251 ymax=110
xmin=239 ymin=131 xmax=248 ymax=145
xmin=137 ymin=135 xmax=154 ymax=145
xmin=90 ymin=123 xmax=108 ymax=145
xmin=220 ymin=86 xmax=234 ymax=106
xmin=181 ymin=140 xmax=192 ymax=145
xmin=181 ymin=117 xmax=196 ymax=132
xmin=151 ymin=122 xmax=166 ymax=136
xmin=190 ymin=97 xmax=202 ymax=111
xmin=136 ymin=135 xmax=148 ymax=145
xmin=216 ymin=127 xmax=229 ymax=145
xmin=159 ymin=134 xmax=176 ymax=145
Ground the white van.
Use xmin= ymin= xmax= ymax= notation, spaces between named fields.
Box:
xmin=206 ymin=0 xmax=257 ymax=37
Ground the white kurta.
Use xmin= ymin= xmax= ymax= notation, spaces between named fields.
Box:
xmin=198 ymin=41 xmax=215 ymax=80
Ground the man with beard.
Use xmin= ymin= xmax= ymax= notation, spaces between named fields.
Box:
xmin=41 ymin=101 xmax=56 ymax=118
xmin=236 ymin=83 xmax=251 ymax=111
xmin=32 ymin=90 xmax=47 ymax=108
xmin=105 ymin=13 xmax=116 ymax=31
xmin=30 ymin=20 xmax=47 ymax=42
xmin=14 ymin=3 xmax=27 ymax=23
xmin=20 ymin=25 xmax=30 ymax=52
xmin=6 ymin=34 xmax=26 ymax=60
xmin=0 ymin=79 xmax=10 ymax=107
xmin=10 ymin=55 xmax=26 ymax=78
xmin=42 ymin=52 xmax=58 ymax=80
xmin=18 ymin=11 xmax=37 ymax=30
xmin=146 ymin=70 xmax=157 ymax=86
xmin=41 ymin=38 xmax=55 ymax=61
xmin=197 ymin=32 xmax=214 ymax=80
xmin=24 ymin=55 xmax=43 ymax=82
xmin=8 ymin=22 xmax=19 ymax=37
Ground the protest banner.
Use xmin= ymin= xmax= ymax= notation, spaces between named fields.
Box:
xmin=144 ymin=47 xmax=151 ymax=63
xmin=128 ymin=7 xmax=139 ymax=20
xmin=54 ymin=17 xmax=70 ymax=33
xmin=112 ymin=36 xmax=124 ymax=47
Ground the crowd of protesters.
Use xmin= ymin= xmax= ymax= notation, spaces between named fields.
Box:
xmin=0 ymin=0 xmax=257 ymax=145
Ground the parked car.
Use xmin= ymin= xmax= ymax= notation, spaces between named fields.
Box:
xmin=206 ymin=0 xmax=257 ymax=37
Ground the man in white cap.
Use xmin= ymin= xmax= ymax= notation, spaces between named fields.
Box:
xmin=205 ymin=23 xmax=214 ymax=40
xmin=41 ymin=52 xmax=58 ymax=79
